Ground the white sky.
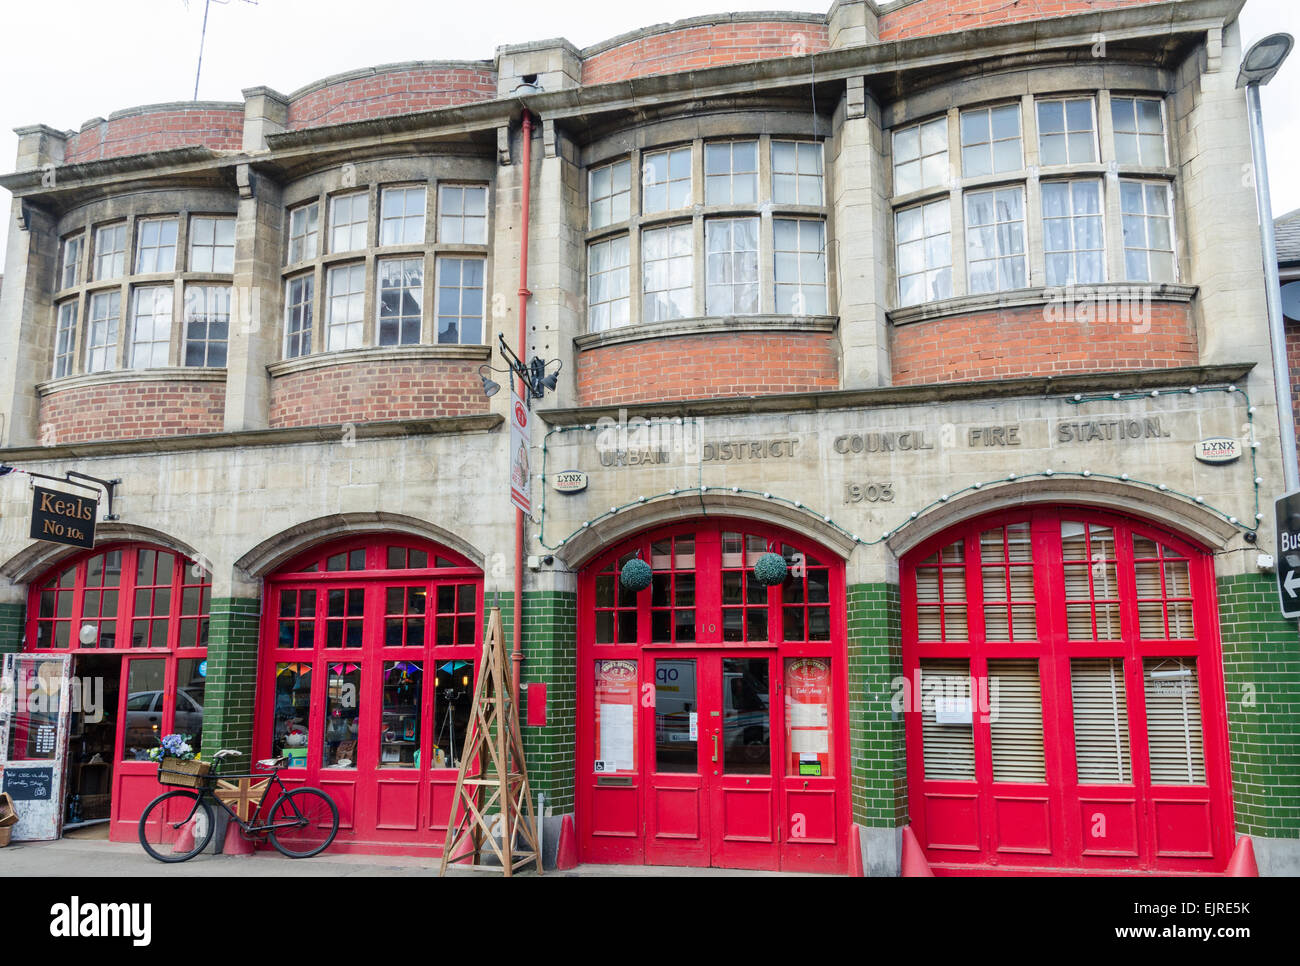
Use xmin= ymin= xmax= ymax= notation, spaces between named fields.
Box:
xmin=1 ymin=0 xmax=1297 ymax=267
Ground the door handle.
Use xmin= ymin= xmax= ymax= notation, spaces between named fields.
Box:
xmin=711 ymin=733 xmax=718 ymax=763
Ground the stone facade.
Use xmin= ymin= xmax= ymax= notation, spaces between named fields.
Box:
xmin=0 ymin=0 xmax=1296 ymax=874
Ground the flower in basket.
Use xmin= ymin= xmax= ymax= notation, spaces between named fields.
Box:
xmin=147 ymin=733 xmax=197 ymax=762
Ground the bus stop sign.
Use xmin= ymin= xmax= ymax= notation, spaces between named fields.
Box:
xmin=1275 ymin=490 xmax=1300 ymax=618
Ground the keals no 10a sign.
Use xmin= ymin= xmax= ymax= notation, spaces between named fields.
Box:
xmin=30 ymin=486 xmax=97 ymax=549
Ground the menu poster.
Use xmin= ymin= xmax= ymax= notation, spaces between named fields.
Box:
xmin=785 ymin=658 xmax=832 ymax=777
xmin=594 ymin=660 xmax=637 ymax=773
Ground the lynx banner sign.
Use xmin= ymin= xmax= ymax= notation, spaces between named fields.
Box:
xmin=1275 ymin=490 xmax=1300 ymax=619
xmin=29 ymin=485 xmax=96 ymax=549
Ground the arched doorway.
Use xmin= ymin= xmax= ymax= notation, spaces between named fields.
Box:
xmin=577 ymin=518 xmax=850 ymax=873
xmin=22 ymin=542 xmax=211 ymax=840
xmin=902 ymin=506 xmax=1234 ymax=873
xmin=254 ymin=534 xmax=483 ymax=853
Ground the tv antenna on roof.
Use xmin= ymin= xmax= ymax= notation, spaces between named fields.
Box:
xmin=185 ymin=0 xmax=259 ymax=101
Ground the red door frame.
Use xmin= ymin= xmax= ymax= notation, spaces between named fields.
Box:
xmin=576 ymin=518 xmax=850 ymax=873
xmin=901 ymin=505 xmax=1234 ymax=874
xmin=253 ymin=534 xmax=482 ymax=855
xmin=23 ymin=542 xmax=211 ymax=841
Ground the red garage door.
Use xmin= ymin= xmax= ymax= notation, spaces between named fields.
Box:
xmin=902 ymin=507 xmax=1234 ymax=874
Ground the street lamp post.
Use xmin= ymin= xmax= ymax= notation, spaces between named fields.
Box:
xmin=1239 ymin=32 xmax=1297 ymax=491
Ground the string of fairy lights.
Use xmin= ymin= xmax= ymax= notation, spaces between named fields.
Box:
xmin=532 ymin=384 xmax=1265 ymax=553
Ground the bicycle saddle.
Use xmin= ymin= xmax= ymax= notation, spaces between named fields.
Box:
xmin=212 ymin=749 xmax=243 ymax=759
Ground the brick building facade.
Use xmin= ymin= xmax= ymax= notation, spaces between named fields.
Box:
xmin=0 ymin=0 xmax=1297 ymax=875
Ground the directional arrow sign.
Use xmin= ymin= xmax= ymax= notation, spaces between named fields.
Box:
xmin=1274 ymin=490 xmax=1300 ymax=619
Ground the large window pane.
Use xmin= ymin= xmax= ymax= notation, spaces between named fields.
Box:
xmin=642 ymin=223 xmax=693 ymax=322
xmin=588 ymin=235 xmax=630 ymax=331
xmin=432 ymin=660 xmax=474 ymax=769
xmin=376 ymin=257 xmax=423 ymax=346
xmin=893 ymin=117 xmax=948 ymax=195
xmin=1143 ymin=658 xmax=1205 ymax=784
xmin=123 ymin=658 xmax=167 ymax=760
xmin=966 ymin=186 xmax=1026 ymax=294
xmin=773 ymin=218 xmax=827 ymax=315
xmin=705 ymin=217 xmax=759 ymax=315
xmin=380 ymin=661 xmax=422 ymax=767
xmin=272 ymin=663 xmax=313 ymax=767
xmin=896 ymin=200 xmax=952 ymax=306
xmin=323 ymin=663 xmax=361 ymax=768
xmin=1042 ymin=180 xmax=1105 ymax=286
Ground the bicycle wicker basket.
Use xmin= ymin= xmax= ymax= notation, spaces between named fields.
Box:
xmin=157 ymin=757 xmax=212 ymax=789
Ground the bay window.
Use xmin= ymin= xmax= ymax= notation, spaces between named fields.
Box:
xmin=1037 ymin=98 xmax=1097 ymax=166
xmin=1121 ymin=180 xmax=1175 ymax=282
xmin=135 ymin=218 xmax=178 ymax=274
xmin=435 ymin=257 xmax=485 ymax=345
xmin=329 ymin=193 xmax=369 ymax=253
xmin=284 ymin=274 xmax=313 ymax=358
xmin=896 ymin=200 xmax=953 ymax=307
xmin=773 ymin=218 xmax=827 ymax=315
xmin=960 ymin=104 xmax=1022 ymax=177
xmin=130 ymin=286 xmax=173 ymax=368
xmin=642 ymin=224 xmax=693 ymax=323
xmin=326 ymin=263 xmax=366 ymax=350
xmin=86 ymin=290 xmax=121 ymax=373
xmin=588 ymin=235 xmax=630 ymax=331
xmin=189 ymin=216 xmax=235 ymax=273
xmin=1042 ymin=180 xmax=1106 ymax=286
xmin=376 ymin=257 xmax=423 ymax=346
xmin=184 ymin=284 xmax=231 ymax=367
xmin=54 ymin=301 xmax=78 ymax=378
xmin=94 ymin=224 xmax=127 ymax=281
xmin=642 ymin=147 xmax=692 ymax=214
xmin=705 ymin=217 xmax=759 ymax=315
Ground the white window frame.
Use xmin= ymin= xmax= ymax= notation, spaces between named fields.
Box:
xmin=435 ymin=256 xmax=486 ymax=345
xmin=134 ymin=217 xmax=178 ymax=274
xmin=705 ymin=216 xmax=760 ymax=316
xmin=773 ymin=217 xmax=827 ymax=316
xmin=129 ymin=285 xmax=173 ymax=369
xmin=326 ymin=263 xmax=366 ymax=350
xmin=375 ymin=256 xmax=424 ymax=346
xmin=284 ymin=274 xmax=314 ymax=359
xmin=965 ymin=185 xmax=1028 ymax=295
xmin=85 ymin=290 xmax=121 ymax=373
xmin=437 ymin=184 xmax=488 ymax=244
xmin=771 ymin=141 xmax=825 ymax=206
xmin=641 ymin=223 xmax=693 ymax=324
xmin=183 ymin=284 xmax=231 ymax=367
xmin=642 ymin=147 xmax=692 ymax=214
xmin=960 ymin=104 xmax=1023 ymax=178
xmin=895 ymin=200 xmax=952 ymax=308
xmin=93 ymin=224 xmax=127 ymax=281
xmin=1041 ymin=180 xmax=1106 ymax=287
xmin=54 ymin=300 xmax=78 ymax=378
xmin=704 ymin=140 xmax=759 ymax=206
xmin=1036 ymin=97 xmax=1098 ymax=167
xmin=589 ymin=159 xmax=631 ymax=229
xmin=587 ymin=235 xmax=630 ymax=332
xmin=329 ymin=193 xmax=369 ymax=254
xmin=189 ymin=216 xmax=235 ymax=273
xmin=60 ymin=234 xmax=83 ymax=291
xmin=893 ymin=117 xmax=949 ymax=196
xmin=288 ymin=202 xmax=320 ymax=264
xmin=380 ymin=186 xmax=427 ymax=247
xmin=1111 ymin=96 xmax=1168 ymax=167
xmin=1120 ymin=179 xmax=1176 ymax=283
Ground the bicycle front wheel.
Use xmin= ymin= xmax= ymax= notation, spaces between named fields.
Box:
xmin=266 ymin=787 xmax=339 ymax=858
xmin=138 ymin=790 xmax=214 ymax=863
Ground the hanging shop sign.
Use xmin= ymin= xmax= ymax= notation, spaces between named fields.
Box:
xmin=29 ymin=486 xmax=97 ymax=549
xmin=510 ymin=392 xmax=532 ymax=516
xmin=553 ymin=471 xmax=588 ymax=494
xmin=1194 ymin=437 xmax=1241 ymax=464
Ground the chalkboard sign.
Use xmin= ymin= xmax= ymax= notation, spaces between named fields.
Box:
xmin=3 ymin=766 xmax=54 ymax=801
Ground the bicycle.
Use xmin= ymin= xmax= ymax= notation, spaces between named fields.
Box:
xmin=138 ymin=749 xmax=339 ymax=863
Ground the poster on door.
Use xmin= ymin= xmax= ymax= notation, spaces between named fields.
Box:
xmin=785 ymin=658 xmax=832 ymax=778
xmin=593 ymin=660 xmax=637 ymax=773
xmin=0 ymin=653 xmax=72 ymax=841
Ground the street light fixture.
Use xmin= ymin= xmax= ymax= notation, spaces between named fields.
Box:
xmin=482 ymin=333 xmax=562 ymax=408
xmin=1238 ymin=32 xmax=1297 ymax=491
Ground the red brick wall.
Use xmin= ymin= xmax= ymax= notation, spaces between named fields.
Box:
xmin=878 ymin=0 xmax=1160 ymax=42
xmin=582 ymin=21 xmax=830 ymax=86
xmin=39 ymin=379 xmax=226 ymax=444
xmin=269 ymin=359 xmax=489 ymax=428
xmin=64 ymin=109 xmax=244 ymax=164
xmin=891 ymin=301 xmax=1197 ymax=385
xmin=286 ymin=67 xmax=497 ymax=130
xmin=576 ymin=332 xmax=839 ymax=406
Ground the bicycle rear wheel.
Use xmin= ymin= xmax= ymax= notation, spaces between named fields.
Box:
xmin=138 ymin=790 xmax=214 ymax=862
xmin=266 ymin=787 xmax=339 ymax=858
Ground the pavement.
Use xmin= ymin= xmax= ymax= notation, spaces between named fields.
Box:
xmin=0 ymin=836 xmax=808 ymax=877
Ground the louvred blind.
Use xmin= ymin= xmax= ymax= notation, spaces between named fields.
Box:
xmin=1070 ymin=658 xmax=1132 ymax=784
xmin=988 ymin=659 xmax=1045 ymax=782
xmin=920 ymin=659 xmax=974 ymax=780
xmin=1143 ymin=657 xmax=1205 ymax=784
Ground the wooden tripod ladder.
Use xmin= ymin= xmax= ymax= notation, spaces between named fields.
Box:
xmin=438 ymin=607 xmax=542 ymax=876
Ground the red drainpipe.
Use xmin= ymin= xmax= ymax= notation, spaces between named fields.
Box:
xmin=513 ymin=109 xmax=533 ymax=709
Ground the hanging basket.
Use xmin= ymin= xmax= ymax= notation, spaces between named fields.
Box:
xmin=752 ymin=552 xmax=789 ymax=587
xmin=620 ymin=558 xmax=654 ymax=592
